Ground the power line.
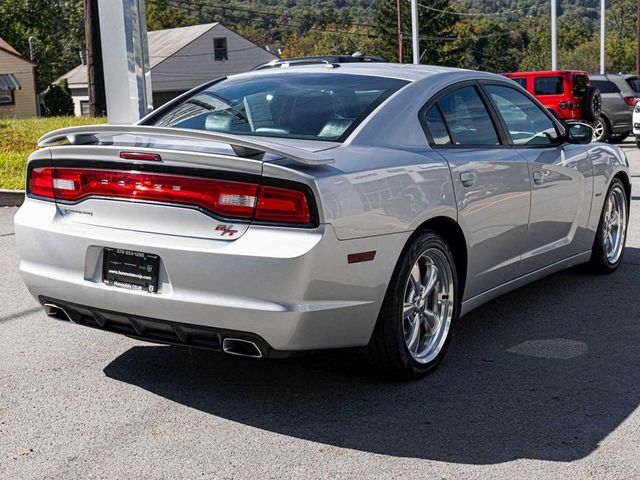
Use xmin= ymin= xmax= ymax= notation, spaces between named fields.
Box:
xmin=414 ymin=0 xmax=550 ymax=17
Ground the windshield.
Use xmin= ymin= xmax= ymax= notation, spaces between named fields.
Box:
xmin=147 ymin=73 xmax=408 ymax=142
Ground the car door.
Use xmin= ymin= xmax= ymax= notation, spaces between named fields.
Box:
xmin=421 ymin=83 xmax=531 ymax=300
xmin=481 ymin=82 xmax=593 ymax=274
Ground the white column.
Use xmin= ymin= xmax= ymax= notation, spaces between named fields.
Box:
xmin=411 ymin=0 xmax=419 ymax=64
xmin=600 ymin=0 xmax=606 ymax=74
xmin=551 ymin=0 xmax=557 ymax=70
xmin=97 ymin=0 xmax=153 ymax=124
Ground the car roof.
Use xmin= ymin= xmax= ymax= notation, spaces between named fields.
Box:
xmin=233 ymin=62 xmax=504 ymax=83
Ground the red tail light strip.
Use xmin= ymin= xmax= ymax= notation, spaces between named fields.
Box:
xmin=29 ymin=167 xmax=312 ymax=225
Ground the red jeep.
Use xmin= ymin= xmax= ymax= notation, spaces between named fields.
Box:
xmin=503 ymin=70 xmax=602 ymax=123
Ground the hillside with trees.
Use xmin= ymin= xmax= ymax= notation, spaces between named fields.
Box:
xmin=0 ymin=0 xmax=637 ymax=98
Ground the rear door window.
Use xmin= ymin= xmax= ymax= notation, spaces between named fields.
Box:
xmin=591 ymin=80 xmax=620 ymax=94
xmin=534 ymin=76 xmax=564 ymax=95
xmin=434 ymin=86 xmax=500 ymax=146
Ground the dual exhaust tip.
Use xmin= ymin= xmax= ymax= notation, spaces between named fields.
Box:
xmin=43 ymin=303 xmax=264 ymax=358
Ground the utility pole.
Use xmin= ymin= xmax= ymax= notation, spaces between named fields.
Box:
xmin=85 ymin=0 xmax=106 ymax=117
xmin=396 ymin=0 xmax=403 ymax=63
xmin=551 ymin=0 xmax=557 ymax=70
xmin=600 ymin=0 xmax=606 ymax=74
xmin=411 ymin=0 xmax=419 ymax=64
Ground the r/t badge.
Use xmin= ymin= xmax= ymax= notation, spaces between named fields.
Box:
xmin=215 ymin=224 xmax=238 ymax=237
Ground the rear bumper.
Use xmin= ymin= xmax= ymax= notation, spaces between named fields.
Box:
xmin=15 ymin=199 xmax=406 ymax=351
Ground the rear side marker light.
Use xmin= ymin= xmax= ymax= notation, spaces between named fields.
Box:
xmin=28 ymin=167 xmax=312 ymax=225
xmin=347 ymin=251 xmax=376 ymax=264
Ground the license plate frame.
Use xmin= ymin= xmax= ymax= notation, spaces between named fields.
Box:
xmin=102 ymin=248 xmax=160 ymax=294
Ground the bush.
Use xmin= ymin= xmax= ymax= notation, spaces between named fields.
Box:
xmin=43 ymin=80 xmax=74 ymax=117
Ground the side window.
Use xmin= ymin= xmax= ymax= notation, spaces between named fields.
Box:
xmin=423 ymin=105 xmax=451 ymax=145
xmin=591 ymin=80 xmax=620 ymax=94
xmin=435 ymin=86 xmax=500 ymax=146
xmin=485 ymin=85 xmax=559 ymax=146
xmin=534 ymin=76 xmax=564 ymax=95
xmin=512 ymin=78 xmax=528 ymax=89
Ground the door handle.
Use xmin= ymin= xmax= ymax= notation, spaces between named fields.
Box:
xmin=532 ymin=170 xmax=544 ymax=186
xmin=460 ymin=172 xmax=476 ymax=187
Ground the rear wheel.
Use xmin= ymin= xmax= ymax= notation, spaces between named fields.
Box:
xmin=588 ymin=178 xmax=628 ymax=273
xmin=366 ymin=231 xmax=459 ymax=379
xmin=592 ymin=116 xmax=611 ymax=142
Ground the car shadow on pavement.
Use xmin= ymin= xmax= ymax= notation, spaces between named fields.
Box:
xmin=103 ymin=253 xmax=640 ymax=465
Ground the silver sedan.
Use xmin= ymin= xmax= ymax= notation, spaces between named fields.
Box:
xmin=15 ymin=64 xmax=630 ymax=379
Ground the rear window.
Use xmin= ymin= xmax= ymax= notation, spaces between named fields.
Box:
xmin=591 ymin=80 xmax=620 ymax=94
xmin=626 ymin=77 xmax=640 ymax=93
xmin=534 ymin=76 xmax=564 ymax=95
xmin=148 ymin=73 xmax=408 ymax=142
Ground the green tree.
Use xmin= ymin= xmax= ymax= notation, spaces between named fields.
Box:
xmin=146 ymin=0 xmax=198 ymax=30
xmin=374 ymin=0 xmax=458 ymax=63
xmin=0 ymin=0 xmax=84 ymax=92
xmin=43 ymin=80 xmax=74 ymax=116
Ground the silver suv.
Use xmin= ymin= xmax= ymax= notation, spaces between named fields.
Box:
xmin=589 ymin=74 xmax=640 ymax=142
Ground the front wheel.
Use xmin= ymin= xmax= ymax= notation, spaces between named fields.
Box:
xmin=592 ymin=116 xmax=610 ymax=142
xmin=366 ymin=231 xmax=459 ymax=379
xmin=588 ymin=178 xmax=628 ymax=273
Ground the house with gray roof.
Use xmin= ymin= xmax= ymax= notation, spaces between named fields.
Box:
xmin=59 ymin=22 xmax=278 ymax=117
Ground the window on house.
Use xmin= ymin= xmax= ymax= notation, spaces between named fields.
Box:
xmin=214 ymin=38 xmax=228 ymax=61
xmin=80 ymin=100 xmax=90 ymax=116
xmin=0 ymin=89 xmax=14 ymax=105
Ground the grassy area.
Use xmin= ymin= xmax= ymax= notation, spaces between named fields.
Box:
xmin=0 ymin=116 xmax=107 ymax=190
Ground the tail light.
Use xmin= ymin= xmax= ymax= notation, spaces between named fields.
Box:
xmin=28 ymin=167 xmax=313 ymax=225
xmin=624 ymin=96 xmax=640 ymax=106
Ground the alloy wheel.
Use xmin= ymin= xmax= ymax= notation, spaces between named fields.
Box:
xmin=603 ymin=185 xmax=627 ymax=264
xmin=593 ymin=119 xmax=604 ymax=141
xmin=402 ymin=248 xmax=454 ymax=364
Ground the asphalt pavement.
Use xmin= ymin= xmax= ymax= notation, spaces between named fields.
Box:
xmin=2 ymin=142 xmax=640 ymax=479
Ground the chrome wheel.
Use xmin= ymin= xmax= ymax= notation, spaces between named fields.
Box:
xmin=402 ymin=248 xmax=454 ymax=364
xmin=603 ymin=185 xmax=627 ymax=264
xmin=593 ymin=119 xmax=604 ymax=141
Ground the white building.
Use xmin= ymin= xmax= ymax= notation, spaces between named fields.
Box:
xmin=59 ymin=22 xmax=278 ymax=117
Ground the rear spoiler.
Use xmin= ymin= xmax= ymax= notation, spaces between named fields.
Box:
xmin=38 ymin=125 xmax=335 ymax=166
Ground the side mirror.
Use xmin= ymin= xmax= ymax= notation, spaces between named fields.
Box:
xmin=565 ymin=122 xmax=593 ymax=144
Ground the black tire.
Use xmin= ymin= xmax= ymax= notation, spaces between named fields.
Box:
xmin=636 ymin=135 xmax=640 ymax=149
xmin=588 ymin=178 xmax=628 ymax=274
xmin=582 ymin=87 xmax=602 ymax=122
xmin=592 ymin=115 xmax=611 ymax=142
xmin=608 ymin=132 xmax=630 ymax=144
xmin=365 ymin=231 xmax=459 ymax=380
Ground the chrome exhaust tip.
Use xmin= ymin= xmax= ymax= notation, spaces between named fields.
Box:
xmin=43 ymin=303 xmax=74 ymax=322
xmin=222 ymin=338 xmax=263 ymax=358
